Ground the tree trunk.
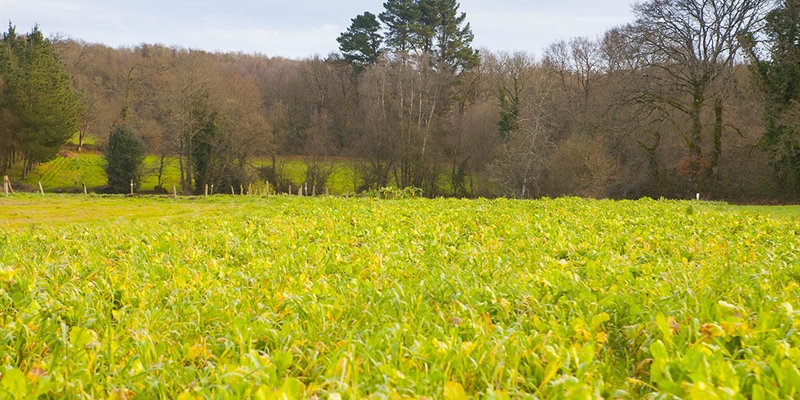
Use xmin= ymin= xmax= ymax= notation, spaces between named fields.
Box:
xmin=157 ymin=154 xmax=167 ymax=188
xmin=689 ymin=87 xmax=704 ymax=160
xmin=710 ymin=97 xmax=723 ymax=181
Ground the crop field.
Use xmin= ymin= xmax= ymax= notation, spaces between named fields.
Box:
xmin=0 ymin=196 xmax=799 ymax=399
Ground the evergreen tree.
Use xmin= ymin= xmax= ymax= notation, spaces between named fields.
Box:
xmin=337 ymin=12 xmax=383 ymax=71
xmin=105 ymin=124 xmax=145 ymax=193
xmin=746 ymin=0 xmax=800 ymax=195
xmin=380 ymin=0 xmax=421 ymax=57
xmin=378 ymin=0 xmax=479 ymax=73
xmin=497 ymin=77 xmax=521 ymax=142
xmin=431 ymin=0 xmax=479 ymax=73
xmin=0 ymin=24 xmax=82 ymax=177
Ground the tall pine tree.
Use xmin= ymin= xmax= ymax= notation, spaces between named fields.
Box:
xmin=431 ymin=0 xmax=479 ymax=74
xmin=0 ymin=24 xmax=82 ymax=177
xmin=376 ymin=0 xmax=478 ymax=73
xmin=337 ymin=12 xmax=384 ymax=71
xmin=380 ymin=0 xmax=421 ymax=58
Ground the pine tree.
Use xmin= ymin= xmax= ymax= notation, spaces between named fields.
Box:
xmin=380 ymin=0 xmax=421 ymax=58
xmin=337 ymin=12 xmax=383 ymax=71
xmin=431 ymin=0 xmax=479 ymax=73
xmin=378 ymin=0 xmax=479 ymax=73
xmin=0 ymin=24 xmax=82 ymax=177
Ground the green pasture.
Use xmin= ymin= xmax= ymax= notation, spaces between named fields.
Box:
xmin=17 ymin=152 xmax=362 ymax=195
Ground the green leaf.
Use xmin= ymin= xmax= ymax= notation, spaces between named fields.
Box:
xmin=650 ymin=340 xmax=669 ymax=360
xmin=1 ymin=368 xmax=28 ymax=397
xmin=273 ymin=351 xmax=293 ymax=376
xmin=655 ymin=313 xmax=673 ymax=342
xmin=278 ymin=377 xmax=305 ymax=399
xmin=590 ymin=312 xmax=610 ymax=328
xmin=751 ymin=384 xmax=765 ymax=400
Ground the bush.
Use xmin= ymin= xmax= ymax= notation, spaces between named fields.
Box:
xmin=105 ymin=125 xmax=145 ymax=193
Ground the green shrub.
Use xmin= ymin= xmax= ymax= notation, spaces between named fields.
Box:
xmin=104 ymin=125 xmax=145 ymax=193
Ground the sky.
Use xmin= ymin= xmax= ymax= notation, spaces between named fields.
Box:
xmin=2 ymin=0 xmax=635 ymax=59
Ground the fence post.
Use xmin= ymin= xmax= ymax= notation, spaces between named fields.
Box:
xmin=130 ymin=180 xmax=133 ymax=195
xmin=173 ymin=184 xmax=177 ymax=198
xmin=205 ymin=184 xmax=209 ymax=197
xmin=83 ymin=182 xmax=88 ymax=196
xmin=4 ymin=176 xmax=9 ymax=196
xmin=39 ymin=182 xmax=44 ymax=196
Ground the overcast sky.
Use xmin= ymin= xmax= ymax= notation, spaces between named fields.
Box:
xmin=2 ymin=0 xmax=635 ymax=59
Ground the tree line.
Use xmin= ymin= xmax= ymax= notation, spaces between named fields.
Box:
xmin=1 ymin=0 xmax=799 ymax=200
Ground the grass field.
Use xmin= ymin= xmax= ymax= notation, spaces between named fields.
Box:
xmin=1 ymin=196 xmax=799 ymax=398
xmin=17 ymin=153 xmax=372 ymax=196
xmin=15 ymin=150 xmax=465 ymax=196
xmin=18 ymin=153 xmax=346 ymax=194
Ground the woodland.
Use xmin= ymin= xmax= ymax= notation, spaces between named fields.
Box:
xmin=2 ymin=0 xmax=800 ymax=200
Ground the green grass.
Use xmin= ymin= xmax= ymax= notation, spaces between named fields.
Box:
xmin=725 ymin=204 xmax=800 ymax=219
xmin=0 ymin=196 xmax=799 ymax=398
xmin=21 ymin=152 xmax=107 ymax=192
xmin=15 ymin=150 xmax=467 ymax=196
xmin=18 ymin=153 xmax=365 ymax=195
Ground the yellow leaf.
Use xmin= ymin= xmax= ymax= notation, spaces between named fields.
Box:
xmin=575 ymin=328 xmax=592 ymax=342
xmin=595 ymin=332 xmax=607 ymax=343
xmin=700 ymin=323 xmax=725 ymax=341
xmin=444 ymin=381 xmax=468 ymax=400
xmin=461 ymin=341 xmax=476 ymax=355
xmin=0 ymin=265 xmax=15 ymax=281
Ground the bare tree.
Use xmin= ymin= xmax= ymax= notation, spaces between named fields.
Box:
xmin=487 ymin=52 xmax=556 ymax=198
xmin=628 ymin=0 xmax=773 ymax=192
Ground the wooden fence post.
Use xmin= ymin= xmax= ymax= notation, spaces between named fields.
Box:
xmin=173 ymin=184 xmax=177 ymax=198
xmin=205 ymin=184 xmax=209 ymax=197
xmin=83 ymin=182 xmax=88 ymax=196
xmin=130 ymin=180 xmax=133 ymax=195
xmin=39 ymin=182 xmax=44 ymax=196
